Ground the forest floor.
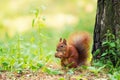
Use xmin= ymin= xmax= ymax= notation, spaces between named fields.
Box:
xmin=0 ymin=71 xmax=108 ymax=80
xmin=0 ymin=63 xmax=109 ymax=80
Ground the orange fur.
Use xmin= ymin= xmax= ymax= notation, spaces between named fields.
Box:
xmin=55 ymin=32 xmax=91 ymax=68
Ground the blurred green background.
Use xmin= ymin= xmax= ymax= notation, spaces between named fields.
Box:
xmin=0 ymin=0 xmax=96 ymax=38
xmin=0 ymin=0 xmax=97 ymax=71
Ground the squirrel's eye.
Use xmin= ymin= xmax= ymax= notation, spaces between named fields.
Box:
xmin=60 ymin=45 xmax=64 ymax=47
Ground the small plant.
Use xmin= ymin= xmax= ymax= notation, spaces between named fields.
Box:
xmin=42 ymin=67 xmax=63 ymax=75
xmin=94 ymin=30 xmax=120 ymax=73
xmin=0 ymin=7 xmax=49 ymax=73
xmin=88 ymin=65 xmax=106 ymax=75
xmin=66 ymin=68 xmax=77 ymax=75
xmin=59 ymin=77 xmax=65 ymax=80
xmin=32 ymin=8 xmax=46 ymax=53
xmin=105 ymin=30 xmax=120 ymax=67
xmin=108 ymin=71 xmax=120 ymax=80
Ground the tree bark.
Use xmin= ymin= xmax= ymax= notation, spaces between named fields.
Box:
xmin=92 ymin=0 xmax=120 ymax=59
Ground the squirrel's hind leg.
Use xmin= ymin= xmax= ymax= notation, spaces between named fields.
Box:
xmin=68 ymin=58 xmax=78 ymax=68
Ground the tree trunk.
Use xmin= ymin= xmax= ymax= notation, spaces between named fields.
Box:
xmin=92 ymin=0 xmax=120 ymax=59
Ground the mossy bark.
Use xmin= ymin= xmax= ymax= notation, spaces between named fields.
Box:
xmin=92 ymin=0 xmax=120 ymax=58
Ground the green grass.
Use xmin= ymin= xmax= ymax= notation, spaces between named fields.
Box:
xmin=0 ymin=28 xmax=53 ymax=71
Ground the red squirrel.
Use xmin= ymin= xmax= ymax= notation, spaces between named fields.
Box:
xmin=55 ymin=32 xmax=91 ymax=68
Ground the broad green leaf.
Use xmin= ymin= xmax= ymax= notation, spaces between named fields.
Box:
xmin=17 ymin=69 xmax=23 ymax=74
xmin=110 ymin=43 xmax=116 ymax=47
xmin=59 ymin=77 xmax=65 ymax=80
xmin=37 ymin=62 xmax=44 ymax=68
xmin=2 ymin=62 xmax=9 ymax=66
xmin=43 ymin=67 xmax=63 ymax=75
xmin=102 ymin=41 xmax=109 ymax=46
xmin=67 ymin=69 xmax=74 ymax=75
xmin=101 ymin=52 xmax=108 ymax=57
xmin=94 ymin=49 xmax=100 ymax=56
xmin=31 ymin=65 xmax=37 ymax=70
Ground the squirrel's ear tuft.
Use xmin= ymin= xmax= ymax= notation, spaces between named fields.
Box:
xmin=63 ymin=39 xmax=67 ymax=45
xmin=59 ymin=38 xmax=62 ymax=42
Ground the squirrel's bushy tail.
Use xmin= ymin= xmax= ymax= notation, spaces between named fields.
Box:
xmin=68 ymin=32 xmax=91 ymax=56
